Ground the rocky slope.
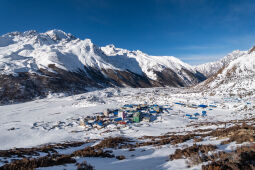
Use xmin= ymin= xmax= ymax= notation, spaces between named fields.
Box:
xmin=195 ymin=50 xmax=247 ymax=77
xmin=196 ymin=48 xmax=255 ymax=97
xmin=0 ymin=30 xmax=206 ymax=104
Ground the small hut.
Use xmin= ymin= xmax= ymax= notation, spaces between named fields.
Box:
xmin=118 ymin=110 xmax=125 ymax=120
xmin=133 ymin=112 xmax=142 ymax=123
xmin=153 ymin=106 xmax=160 ymax=113
xmin=198 ymin=104 xmax=208 ymax=108
xmin=194 ymin=113 xmax=200 ymax=117
xmin=142 ymin=116 xmax=151 ymax=122
xmin=202 ymin=111 xmax=207 ymax=116
xmin=103 ymin=109 xmax=110 ymax=117
xmin=79 ymin=119 xmax=85 ymax=127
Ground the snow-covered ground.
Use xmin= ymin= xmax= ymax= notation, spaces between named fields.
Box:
xmin=0 ymin=87 xmax=254 ymax=169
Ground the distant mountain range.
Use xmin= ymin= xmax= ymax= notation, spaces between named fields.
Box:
xmin=0 ymin=29 xmax=206 ymax=104
xmin=0 ymin=29 xmax=254 ymax=104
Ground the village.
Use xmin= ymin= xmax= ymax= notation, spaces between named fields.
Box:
xmin=25 ymin=87 xmax=254 ymax=139
xmin=78 ymin=102 xmax=213 ymax=130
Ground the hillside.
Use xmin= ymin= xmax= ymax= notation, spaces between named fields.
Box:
xmin=195 ymin=50 xmax=247 ymax=77
xmin=0 ymin=30 xmax=206 ymax=104
xmin=196 ymin=49 xmax=255 ymax=97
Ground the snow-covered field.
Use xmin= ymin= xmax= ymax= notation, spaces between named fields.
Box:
xmin=0 ymin=87 xmax=254 ymax=169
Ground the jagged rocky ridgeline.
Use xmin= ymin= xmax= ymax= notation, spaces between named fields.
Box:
xmin=0 ymin=30 xmax=206 ymax=104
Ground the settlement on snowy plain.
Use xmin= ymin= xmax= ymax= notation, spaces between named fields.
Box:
xmin=0 ymin=87 xmax=254 ymax=169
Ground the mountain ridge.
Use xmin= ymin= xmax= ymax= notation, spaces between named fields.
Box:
xmin=195 ymin=50 xmax=247 ymax=77
xmin=0 ymin=29 xmax=206 ymax=104
xmin=195 ymin=48 xmax=255 ymax=98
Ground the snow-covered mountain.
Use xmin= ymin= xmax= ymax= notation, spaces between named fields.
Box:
xmin=195 ymin=50 xmax=247 ymax=77
xmin=196 ymin=48 xmax=255 ymax=97
xmin=0 ymin=30 xmax=206 ymax=104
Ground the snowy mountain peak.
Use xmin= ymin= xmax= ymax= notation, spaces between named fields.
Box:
xmin=195 ymin=50 xmax=247 ymax=77
xmin=23 ymin=30 xmax=39 ymax=36
xmin=3 ymin=30 xmax=39 ymax=39
xmin=45 ymin=29 xmax=76 ymax=41
xmin=105 ymin=44 xmax=115 ymax=48
xmin=0 ymin=30 xmax=207 ymax=103
xmin=0 ymin=30 xmax=205 ymax=82
xmin=83 ymin=38 xmax=93 ymax=46
xmin=248 ymin=45 xmax=255 ymax=54
xmin=0 ymin=29 xmax=77 ymax=46
xmin=196 ymin=49 xmax=255 ymax=97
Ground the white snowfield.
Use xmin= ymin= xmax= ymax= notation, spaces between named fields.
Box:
xmin=0 ymin=30 xmax=197 ymax=81
xmin=0 ymin=87 xmax=254 ymax=169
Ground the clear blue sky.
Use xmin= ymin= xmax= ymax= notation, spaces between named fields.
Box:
xmin=1 ymin=0 xmax=255 ymax=65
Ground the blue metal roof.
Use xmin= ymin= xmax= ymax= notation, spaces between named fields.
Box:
xmin=198 ymin=104 xmax=207 ymax=108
